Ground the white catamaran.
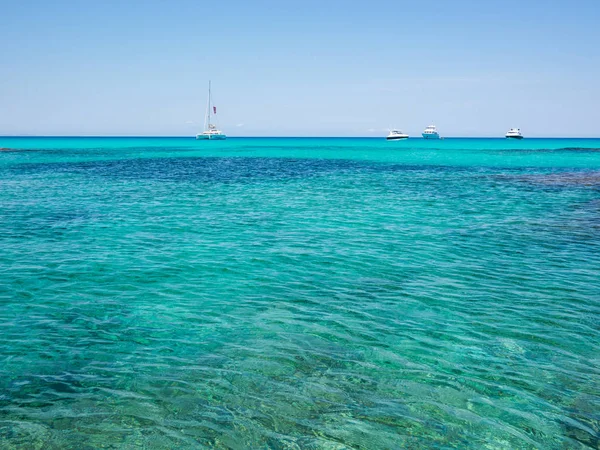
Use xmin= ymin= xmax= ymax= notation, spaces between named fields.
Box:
xmin=196 ymin=81 xmax=226 ymax=140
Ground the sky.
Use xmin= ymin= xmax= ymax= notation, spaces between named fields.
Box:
xmin=1 ymin=0 xmax=599 ymax=137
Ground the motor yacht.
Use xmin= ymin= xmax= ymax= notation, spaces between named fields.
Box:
xmin=505 ymin=128 xmax=523 ymax=139
xmin=422 ymin=125 xmax=440 ymax=139
xmin=386 ymin=130 xmax=409 ymax=140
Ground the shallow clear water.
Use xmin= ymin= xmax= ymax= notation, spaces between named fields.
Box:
xmin=1 ymin=137 xmax=599 ymax=449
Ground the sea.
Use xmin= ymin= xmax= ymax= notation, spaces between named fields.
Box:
xmin=1 ymin=137 xmax=599 ymax=449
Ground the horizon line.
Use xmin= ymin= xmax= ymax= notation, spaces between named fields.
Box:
xmin=2 ymin=135 xmax=600 ymax=139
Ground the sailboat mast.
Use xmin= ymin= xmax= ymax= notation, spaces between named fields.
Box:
xmin=204 ymin=81 xmax=211 ymax=131
xmin=208 ymin=80 xmax=212 ymax=127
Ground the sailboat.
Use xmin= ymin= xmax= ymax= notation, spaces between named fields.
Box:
xmin=196 ymin=81 xmax=226 ymax=140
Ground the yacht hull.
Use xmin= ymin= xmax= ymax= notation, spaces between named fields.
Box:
xmin=505 ymin=136 xmax=523 ymax=139
xmin=422 ymin=134 xmax=440 ymax=139
xmin=386 ymin=136 xmax=408 ymax=140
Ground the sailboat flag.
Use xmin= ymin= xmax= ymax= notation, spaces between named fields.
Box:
xmin=213 ymin=106 xmax=217 ymax=114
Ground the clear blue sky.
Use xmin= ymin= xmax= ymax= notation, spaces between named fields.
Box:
xmin=1 ymin=0 xmax=599 ymax=137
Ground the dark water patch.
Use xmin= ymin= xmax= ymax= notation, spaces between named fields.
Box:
xmin=556 ymin=147 xmax=600 ymax=152
xmin=521 ymin=171 xmax=600 ymax=187
xmin=559 ymin=412 xmax=600 ymax=449
xmin=9 ymin=155 xmax=512 ymax=185
xmin=7 ymin=157 xmax=415 ymax=185
xmin=1 ymin=145 xmax=195 ymax=158
xmin=11 ymin=157 xmax=366 ymax=182
xmin=496 ymin=170 xmax=600 ymax=188
xmin=486 ymin=147 xmax=600 ymax=154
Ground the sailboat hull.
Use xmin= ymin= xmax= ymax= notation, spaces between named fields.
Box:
xmin=196 ymin=133 xmax=227 ymax=140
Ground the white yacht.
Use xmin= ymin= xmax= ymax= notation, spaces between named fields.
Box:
xmin=386 ymin=129 xmax=409 ymax=140
xmin=505 ymin=128 xmax=523 ymax=139
xmin=196 ymin=81 xmax=226 ymax=140
xmin=422 ymin=125 xmax=440 ymax=139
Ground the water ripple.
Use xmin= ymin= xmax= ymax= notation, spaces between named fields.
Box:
xmin=1 ymin=141 xmax=599 ymax=448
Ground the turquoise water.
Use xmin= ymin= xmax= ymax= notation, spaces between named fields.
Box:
xmin=1 ymin=137 xmax=599 ymax=449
